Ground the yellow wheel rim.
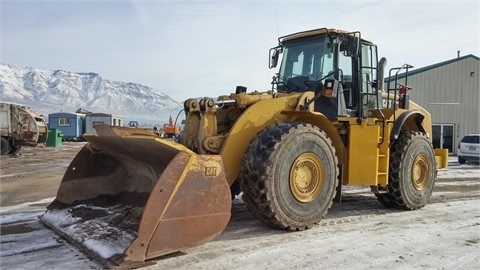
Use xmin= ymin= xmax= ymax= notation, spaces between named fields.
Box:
xmin=289 ymin=153 xmax=324 ymax=203
xmin=411 ymin=154 xmax=430 ymax=190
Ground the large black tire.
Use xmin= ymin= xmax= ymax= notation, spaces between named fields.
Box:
xmin=458 ymin=157 xmax=466 ymax=164
xmin=378 ymin=131 xmax=436 ymax=210
xmin=239 ymin=122 xmax=339 ymax=230
xmin=1 ymin=137 xmax=12 ymax=155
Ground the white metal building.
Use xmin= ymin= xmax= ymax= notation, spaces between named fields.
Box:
xmin=388 ymin=54 xmax=479 ymax=154
xmin=85 ymin=113 xmax=123 ymax=134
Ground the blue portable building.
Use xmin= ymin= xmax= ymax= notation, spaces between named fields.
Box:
xmin=48 ymin=112 xmax=85 ymax=141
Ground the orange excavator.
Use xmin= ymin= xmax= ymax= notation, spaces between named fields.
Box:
xmin=163 ymin=115 xmax=180 ymax=138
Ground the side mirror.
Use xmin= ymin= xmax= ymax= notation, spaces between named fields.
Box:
xmin=345 ymin=35 xmax=360 ymax=57
xmin=269 ymin=46 xmax=282 ymax=69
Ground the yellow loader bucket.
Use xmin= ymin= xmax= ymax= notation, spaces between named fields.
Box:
xmin=40 ymin=125 xmax=231 ymax=268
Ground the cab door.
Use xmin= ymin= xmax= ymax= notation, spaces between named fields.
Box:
xmin=359 ymin=43 xmax=378 ymax=118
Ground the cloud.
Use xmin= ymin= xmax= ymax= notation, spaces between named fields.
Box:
xmin=130 ymin=0 xmax=148 ymax=29
xmin=1 ymin=1 xmax=478 ymax=102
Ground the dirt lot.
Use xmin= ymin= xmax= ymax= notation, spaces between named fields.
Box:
xmin=0 ymin=142 xmax=86 ymax=207
xmin=0 ymin=143 xmax=479 ymax=269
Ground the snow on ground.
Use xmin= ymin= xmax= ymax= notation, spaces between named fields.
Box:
xmin=0 ymin=158 xmax=478 ymax=270
xmin=152 ymin=199 xmax=480 ymax=270
xmin=0 ymin=200 xmax=101 ymax=269
xmin=41 ymin=204 xmax=137 ymax=260
xmin=3 ymin=197 xmax=478 ymax=270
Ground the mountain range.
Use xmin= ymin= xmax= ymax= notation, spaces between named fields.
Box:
xmin=0 ymin=63 xmax=183 ymax=126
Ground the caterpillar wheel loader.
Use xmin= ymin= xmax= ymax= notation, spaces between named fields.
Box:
xmin=41 ymin=28 xmax=448 ymax=268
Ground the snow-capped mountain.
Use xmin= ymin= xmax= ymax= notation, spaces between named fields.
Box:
xmin=0 ymin=63 xmax=183 ymax=125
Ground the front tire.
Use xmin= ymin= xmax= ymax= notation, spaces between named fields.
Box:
xmin=239 ymin=122 xmax=339 ymax=230
xmin=378 ymin=131 xmax=436 ymax=210
xmin=1 ymin=137 xmax=12 ymax=155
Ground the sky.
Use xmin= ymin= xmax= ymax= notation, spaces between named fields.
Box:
xmin=1 ymin=0 xmax=479 ymax=102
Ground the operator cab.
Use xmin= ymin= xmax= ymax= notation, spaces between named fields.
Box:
xmin=270 ymin=28 xmax=380 ymax=120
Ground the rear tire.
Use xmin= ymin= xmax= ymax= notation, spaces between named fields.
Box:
xmin=378 ymin=131 xmax=436 ymax=210
xmin=239 ymin=122 xmax=338 ymax=230
xmin=458 ymin=157 xmax=466 ymax=164
xmin=1 ymin=137 xmax=12 ymax=155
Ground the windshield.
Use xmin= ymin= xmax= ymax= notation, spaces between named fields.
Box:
xmin=276 ymin=36 xmax=334 ymax=92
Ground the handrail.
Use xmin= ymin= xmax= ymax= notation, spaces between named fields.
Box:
xmin=386 ymin=64 xmax=414 ymax=126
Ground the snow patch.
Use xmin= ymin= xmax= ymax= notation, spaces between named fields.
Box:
xmin=41 ymin=204 xmax=139 ymax=260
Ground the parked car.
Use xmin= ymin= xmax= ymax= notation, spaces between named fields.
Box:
xmin=457 ymin=133 xmax=480 ymax=164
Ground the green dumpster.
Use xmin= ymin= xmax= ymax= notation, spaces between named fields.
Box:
xmin=46 ymin=128 xmax=63 ymax=147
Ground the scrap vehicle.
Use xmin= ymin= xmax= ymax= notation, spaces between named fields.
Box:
xmin=0 ymin=102 xmax=48 ymax=155
xmin=41 ymin=28 xmax=448 ymax=268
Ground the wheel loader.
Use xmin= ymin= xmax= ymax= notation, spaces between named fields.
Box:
xmin=41 ymin=28 xmax=448 ymax=268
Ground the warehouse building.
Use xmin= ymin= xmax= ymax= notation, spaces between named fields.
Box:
xmin=387 ymin=54 xmax=479 ymax=155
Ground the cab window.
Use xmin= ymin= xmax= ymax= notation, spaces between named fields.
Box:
xmin=361 ymin=43 xmax=378 ymax=94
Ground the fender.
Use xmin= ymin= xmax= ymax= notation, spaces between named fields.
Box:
xmin=391 ymin=110 xmax=426 ymax=141
xmin=219 ymin=95 xmax=298 ymax=186
xmin=219 ymin=93 xmax=344 ymax=186
xmin=281 ymin=110 xmax=345 ymax=165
